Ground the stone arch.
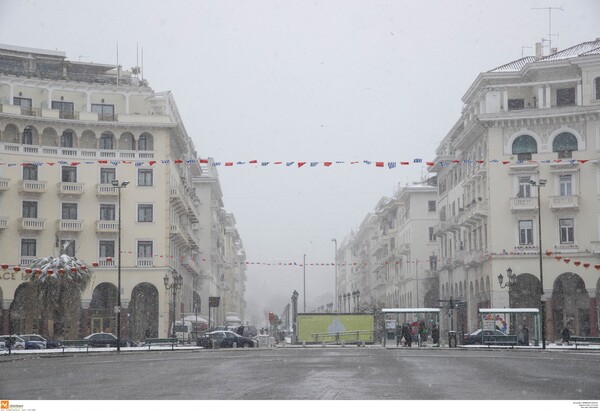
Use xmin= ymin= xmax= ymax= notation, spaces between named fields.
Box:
xmin=60 ymin=128 xmax=78 ymax=148
xmin=2 ymin=123 xmax=19 ymax=143
xmin=423 ymin=288 xmax=437 ymax=308
xmin=138 ymin=132 xmax=154 ymax=151
xmin=128 ymin=282 xmax=159 ymax=342
xmin=40 ymin=126 xmax=58 ymax=147
xmin=119 ymin=131 xmax=135 ymax=151
xmin=99 ymin=131 xmax=115 ymax=150
xmin=80 ymin=130 xmax=96 ymax=149
xmin=508 ymin=131 xmax=540 ymax=155
xmin=9 ymin=283 xmax=32 ymax=335
xmin=549 ymin=128 xmax=584 ymax=152
xmin=551 ymin=272 xmax=589 ymax=338
xmin=22 ymin=125 xmax=40 ymax=145
xmin=89 ymin=282 xmax=118 ymax=334
xmin=511 ymin=273 xmax=540 ymax=308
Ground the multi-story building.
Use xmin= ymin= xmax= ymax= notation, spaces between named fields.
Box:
xmin=0 ymin=44 xmax=245 ymax=340
xmin=431 ymin=39 xmax=600 ymax=340
xmin=337 ymin=181 xmax=438 ymax=312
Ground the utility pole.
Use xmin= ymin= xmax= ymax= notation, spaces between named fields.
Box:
xmin=533 ymin=6 xmax=563 ymax=53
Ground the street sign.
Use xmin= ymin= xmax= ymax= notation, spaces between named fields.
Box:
xmin=209 ymin=297 xmax=220 ymax=308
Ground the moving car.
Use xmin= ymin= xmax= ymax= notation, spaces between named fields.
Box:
xmin=197 ymin=330 xmax=258 ymax=348
xmin=20 ymin=334 xmax=61 ymax=349
xmin=462 ymin=329 xmax=508 ymax=345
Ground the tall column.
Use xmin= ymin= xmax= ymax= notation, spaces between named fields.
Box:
xmin=502 ymin=89 xmax=508 ymax=112
xmin=588 ymin=291 xmax=598 ymax=336
xmin=545 ymin=85 xmax=552 ymax=108
xmin=121 ymin=300 xmax=129 ymax=339
xmin=545 ymin=295 xmax=554 ymax=343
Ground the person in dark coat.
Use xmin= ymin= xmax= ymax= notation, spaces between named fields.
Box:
xmin=402 ymin=323 xmax=412 ymax=347
xmin=431 ymin=324 xmax=440 ymax=346
xmin=522 ymin=325 xmax=529 ymax=346
xmin=395 ymin=324 xmax=402 ymax=347
xmin=561 ymin=326 xmax=571 ymax=344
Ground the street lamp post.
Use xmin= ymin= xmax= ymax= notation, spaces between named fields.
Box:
xmin=530 ymin=179 xmax=547 ymax=349
xmin=164 ymin=270 xmax=183 ymax=338
xmin=498 ymin=267 xmax=517 ymax=306
xmin=332 ymin=239 xmax=337 ymax=312
xmin=111 ymin=179 xmax=129 ymax=353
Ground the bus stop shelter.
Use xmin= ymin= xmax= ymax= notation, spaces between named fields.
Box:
xmin=479 ymin=308 xmax=541 ymax=346
xmin=382 ymin=308 xmax=441 ymax=347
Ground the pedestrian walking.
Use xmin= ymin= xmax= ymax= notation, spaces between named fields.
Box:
xmin=402 ymin=323 xmax=412 ymax=347
xmin=561 ymin=326 xmax=571 ymax=345
xmin=522 ymin=325 xmax=529 ymax=346
xmin=432 ymin=324 xmax=440 ymax=346
xmin=395 ymin=324 xmax=402 ymax=347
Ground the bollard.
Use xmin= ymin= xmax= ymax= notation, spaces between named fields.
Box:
xmin=233 ymin=342 xmax=237 ymax=348
xmin=322 ymin=342 xmax=326 ymax=348
xmin=341 ymin=341 xmax=345 ymax=347
xmin=282 ymin=340 xmax=286 ymax=348
xmin=302 ymin=341 xmax=306 ymax=347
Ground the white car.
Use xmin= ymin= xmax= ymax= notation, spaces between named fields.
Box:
xmin=20 ymin=334 xmax=49 ymax=349
xmin=0 ymin=335 xmax=27 ymax=350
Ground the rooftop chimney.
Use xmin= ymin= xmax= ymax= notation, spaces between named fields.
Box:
xmin=535 ymin=42 xmax=543 ymax=60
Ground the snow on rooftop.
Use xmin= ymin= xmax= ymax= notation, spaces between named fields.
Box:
xmin=488 ymin=56 xmax=536 ymax=73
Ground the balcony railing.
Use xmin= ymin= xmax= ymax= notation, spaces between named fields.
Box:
xmin=510 ymin=196 xmax=537 ymax=212
xmin=96 ymin=220 xmax=119 ymax=232
xmin=98 ymin=258 xmax=115 ymax=267
xmin=549 ymin=195 xmax=579 ymax=209
xmin=58 ymin=182 xmax=84 ymax=195
xmin=20 ymin=257 xmax=37 ymax=266
xmin=0 ymin=143 xmax=155 ymax=160
xmin=18 ymin=218 xmax=46 ymax=231
xmin=96 ymin=184 xmax=119 ymax=196
xmin=57 ymin=219 xmax=84 ymax=231
xmin=18 ymin=180 xmax=47 ymax=193
xmin=136 ymin=257 xmax=154 ymax=267
xmin=0 ymin=216 xmax=7 ymax=229
xmin=0 ymin=177 xmax=9 ymax=190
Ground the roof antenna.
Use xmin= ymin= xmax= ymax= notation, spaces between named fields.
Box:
xmin=532 ymin=6 xmax=564 ymax=53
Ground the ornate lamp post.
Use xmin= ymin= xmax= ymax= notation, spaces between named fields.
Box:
xmin=530 ymin=179 xmax=547 ymax=349
xmin=111 ymin=179 xmax=129 ymax=353
xmin=164 ymin=270 xmax=183 ymax=338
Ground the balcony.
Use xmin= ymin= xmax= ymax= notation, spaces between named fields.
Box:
xmin=0 ymin=216 xmax=7 ymax=229
xmin=136 ymin=257 xmax=154 ymax=268
xmin=169 ymin=225 xmax=188 ymax=245
xmin=96 ymin=184 xmax=119 ymax=196
xmin=510 ymin=196 xmax=537 ymax=212
xmin=0 ymin=177 xmax=9 ymax=190
xmin=18 ymin=218 xmax=46 ymax=231
xmin=549 ymin=195 xmax=579 ymax=210
xmin=57 ymin=219 xmax=84 ymax=232
xmin=181 ymin=255 xmax=201 ymax=273
xmin=58 ymin=182 xmax=84 ymax=195
xmin=96 ymin=220 xmax=119 ymax=232
xmin=18 ymin=180 xmax=47 ymax=193
xmin=98 ymin=257 xmax=115 ymax=267
xmin=20 ymin=257 xmax=37 ymax=266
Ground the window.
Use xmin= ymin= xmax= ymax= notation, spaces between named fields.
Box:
xmin=138 ymin=169 xmax=153 ymax=186
xmin=137 ymin=241 xmax=153 ymax=257
xmin=428 ymin=200 xmax=436 ymax=212
xmin=138 ymin=204 xmax=153 ymax=222
xmin=138 ymin=133 xmax=151 ymax=150
xmin=21 ymin=239 xmax=36 ymax=257
xmin=91 ymin=104 xmax=115 ymax=121
xmin=62 ymin=203 xmax=78 ymax=220
xmin=517 ymin=177 xmax=532 ymax=198
xmin=596 ymin=77 xmax=600 ymax=100
xmin=559 ymin=175 xmax=572 ymax=196
xmin=60 ymin=240 xmax=76 ymax=257
xmin=518 ymin=220 xmax=533 ymax=245
xmin=99 ymin=132 xmax=114 ymax=150
xmin=100 ymin=168 xmax=116 ymax=184
xmin=99 ymin=204 xmax=116 ymax=220
xmin=60 ymin=131 xmax=74 ymax=147
xmin=22 ymin=201 xmax=38 ymax=218
xmin=99 ymin=240 xmax=115 ymax=258
xmin=13 ymin=97 xmax=32 ymax=108
xmin=508 ymin=99 xmax=524 ymax=110
xmin=512 ymin=135 xmax=538 ymax=157
xmin=62 ymin=166 xmax=77 ymax=182
xmin=552 ymin=132 xmax=578 ymax=157
xmin=23 ymin=165 xmax=38 ymax=181
xmin=22 ymin=127 xmax=33 ymax=145
xmin=557 ymin=87 xmax=576 ymax=106
xmin=429 ymin=227 xmax=435 ymax=242
xmin=52 ymin=101 xmax=75 ymax=119
xmin=559 ymin=218 xmax=574 ymax=244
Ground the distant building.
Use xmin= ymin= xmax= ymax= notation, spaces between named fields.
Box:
xmin=0 ymin=44 xmax=245 ymax=340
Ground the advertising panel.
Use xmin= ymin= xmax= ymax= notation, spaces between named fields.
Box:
xmin=297 ymin=313 xmax=374 ymax=343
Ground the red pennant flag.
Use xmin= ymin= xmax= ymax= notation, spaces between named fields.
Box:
xmin=554 ymin=160 xmax=562 ymax=163
xmin=298 ymin=162 xmax=306 ymax=168
xmin=71 ymin=162 xmax=80 ymax=166
xmin=225 ymin=162 xmax=234 ymax=166
xmin=149 ymin=161 xmax=156 ymax=166
xmin=555 ymin=256 xmax=562 ymax=261
xmin=174 ymin=159 xmax=183 ymax=164
xmin=249 ymin=160 xmax=258 ymax=164
xmin=502 ymin=161 xmax=510 ymax=165
xmin=400 ymin=162 xmax=409 ymax=165
xmin=563 ymin=258 xmax=571 ymax=263
xmin=47 ymin=162 xmax=55 ymax=166
xmin=595 ymin=264 xmax=600 ymax=270
xmin=98 ymin=160 xmax=108 ymax=164
xmin=574 ymin=261 xmax=581 ymax=266
xmin=583 ymin=263 xmax=590 ymax=268
xmin=476 ymin=160 xmax=484 ymax=164
xmin=122 ymin=160 xmax=132 ymax=164
xmin=452 ymin=160 xmax=460 ymax=163
xmin=578 ymin=160 xmax=588 ymax=164
xmin=426 ymin=162 xmax=435 ymax=166
xmin=545 ymin=251 xmax=553 ymax=256
xmin=199 ymin=159 xmax=209 ymax=164
xmin=375 ymin=162 xmax=384 ymax=167
xmin=274 ymin=161 xmax=282 ymax=165
xmin=324 ymin=162 xmax=332 ymax=167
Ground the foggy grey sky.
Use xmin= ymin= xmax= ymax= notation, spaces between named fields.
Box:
xmin=1 ymin=0 xmax=599 ymax=324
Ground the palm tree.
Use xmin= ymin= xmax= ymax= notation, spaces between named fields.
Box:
xmin=26 ymin=254 xmax=92 ymax=337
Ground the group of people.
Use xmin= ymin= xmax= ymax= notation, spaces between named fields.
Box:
xmin=395 ymin=321 xmax=440 ymax=347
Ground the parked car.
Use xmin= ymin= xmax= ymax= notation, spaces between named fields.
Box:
xmin=83 ymin=332 xmax=138 ymax=347
xmin=0 ymin=335 xmax=27 ymax=350
xmin=197 ymin=330 xmax=258 ymax=348
xmin=20 ymin=334 xmax=61 ymax=349
xmin=463 ymin=329 xmax=507 ymax=345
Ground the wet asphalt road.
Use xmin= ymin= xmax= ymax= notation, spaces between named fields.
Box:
xmin=1 ymin=346 xmax=599 ymax=400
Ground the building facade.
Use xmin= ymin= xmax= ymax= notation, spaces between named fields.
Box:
xmin=431 ymin=39 xmax=600 ymax=340
xmin=0 ymin=44 xmax=246 ymax=341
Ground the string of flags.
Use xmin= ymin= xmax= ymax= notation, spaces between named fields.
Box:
xmin=3 ymin=250 xmax=599 ymax=274
xmin=0 ymin=157 xmax=599 ymax=169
